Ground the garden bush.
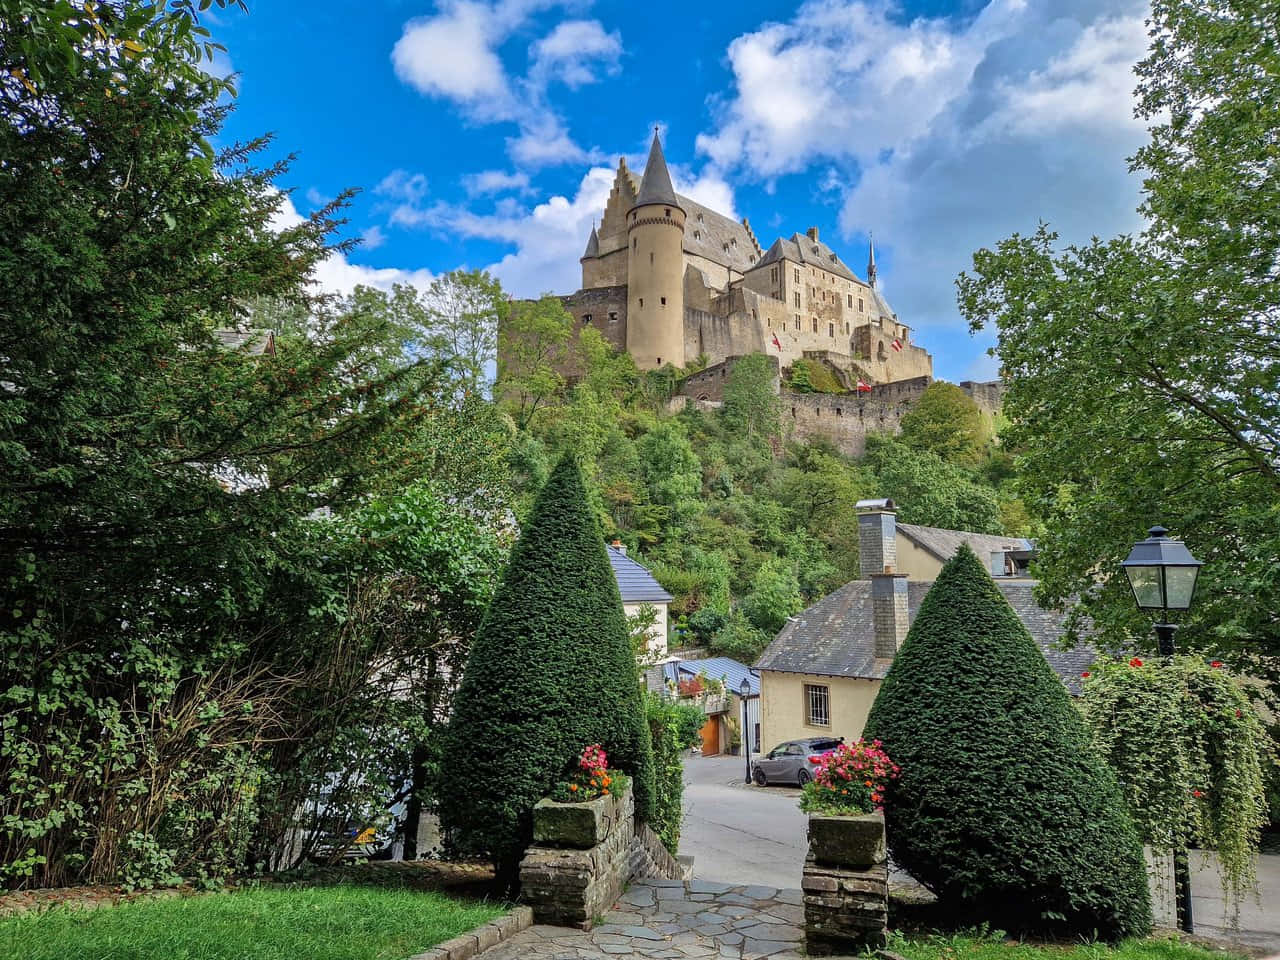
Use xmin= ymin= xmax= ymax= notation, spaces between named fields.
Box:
xmin=645 ymin=695 xmax=705 ymax=853
xmin=863 ymin=546 xmax=1151 ymax=938
xmin=438 ymin=454 xmax=654 ymax=890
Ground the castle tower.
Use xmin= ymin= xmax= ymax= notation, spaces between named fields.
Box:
xmin=626 ymin=130 xmax=685 ymax=369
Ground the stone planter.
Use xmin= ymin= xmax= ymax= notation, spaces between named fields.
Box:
xmin=532 ymin=787 xmax=628 ymax=849
xmin=807 ymin=810 xmax=886 ymax=868
xmin=802 ymin=810 xmax=888 ymax=956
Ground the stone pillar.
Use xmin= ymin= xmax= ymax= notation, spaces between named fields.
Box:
xmin=518 ymin=784 xmax=635 ymax=930
xmin=802 ymin=812 xmax=889 ymax=955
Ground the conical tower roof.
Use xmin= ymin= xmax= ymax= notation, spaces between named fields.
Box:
xmin=581 ymin=223 xmax=600 ymax=260
xmin=867 ymin=234 xmax=878 ymax=288
xmin=634 ymin=130 xmax=680 ymax=209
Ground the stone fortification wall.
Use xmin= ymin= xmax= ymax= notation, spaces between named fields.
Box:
xmin=677 ymin=355 xmax=781 ymax=403
xmin=561 ymin=285 xmax=628 ymax=355
xmin=783 ymin=376 xmax=933 ymax=457
xmin=959 ymin=379 xmax=1004 ymax=417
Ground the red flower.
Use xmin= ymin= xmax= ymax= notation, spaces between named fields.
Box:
xmin=1210 ymin=660 xmax=1223 ymax=668
xmin=1192 ymin=789 xmax=1204 ymax=798
xmin=1081 ymin=671 xmax=1091 ymax=678
xmin=1129 ymin=657 xmax=1144 ymax=667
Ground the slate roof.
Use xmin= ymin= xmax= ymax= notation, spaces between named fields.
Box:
xmin=213 ymin=328 xmax=275 ymax=355
xmin=755 ymin=233 xmax=862 ymax=285
xmin=582 ymin=224 xmax=600 ymax=259
xmin=607 ymin=546 xmax=673 ymax=604
xmin=897 ymin=522 xmax=1033 ymax=566
xmin=635 ymin=132 xmax=680 ymax=208
xmin=755 ymin=579 xmax=1095 ymax=694
xmin=678 ymin=194 xmax=760 ymax=274
xmin=662 ymin=657 xmax=760 ymax=697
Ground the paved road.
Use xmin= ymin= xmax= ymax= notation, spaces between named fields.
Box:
xmin=679 ymin=753 xmax=807 ymax=889
xmin=678 ymin=753 xmax=1280 ymax=953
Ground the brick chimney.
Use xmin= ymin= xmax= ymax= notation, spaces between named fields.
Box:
xmin=871 ymin=570 xmax=910 ymax=660
xmin=806 ymin=226 xmax=820 ymax=242
xmin=856 ymin=499 xmax=897 ymax=579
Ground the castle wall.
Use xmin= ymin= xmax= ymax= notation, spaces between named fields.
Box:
xmin=959 ymin=380 xmax=1005 ymax=418
xmin=583 ymin=247 xmax=628 ymax=289
xmin=783 ymin=381 xmax=931 ymax=457
xmin=561 ymin=286 xmax=628 ymax=355
xmin=677 ymin=354 xmax=781 ymax=402
xmin=853 ymin=322 xmax=933 ymax=383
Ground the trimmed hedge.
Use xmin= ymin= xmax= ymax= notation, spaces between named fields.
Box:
xmin=863 ymin=546 xmax=1151 ymax=938
xmin=438 ymin=454 xmax=654 ymax=887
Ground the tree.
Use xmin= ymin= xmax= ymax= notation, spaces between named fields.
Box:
xmin=864 ymin=547 xmax=1151 ymax=938
xmin=742 ymin=557 xmax=803 ymax=635
xmin=957 ymin=0 xmax=1280 ymax=681
xmin=722 ymin=354 xmax=780 ymax=443
xmin=438 ymin=455 xmax=654 ymax=893
xmin=496 ymin=295 xmax=573 ymax=430
xmin=863 ymin=436 xmax=1002 ymax=533
xmin=898 ymin=381 xmax=989 ymax=465
xmin=421 ymin=270 xmax=505 ymax=399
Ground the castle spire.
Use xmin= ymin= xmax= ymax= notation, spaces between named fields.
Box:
xmin=867 ymin=234 xmax=878 ymax=288
xmin=634 ymin=127 xmax=680 ymax=209
xmin=581 ymin=221 xmax=599 ymax=260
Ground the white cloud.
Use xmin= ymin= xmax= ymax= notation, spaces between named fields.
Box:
xmin=701 ymin=0 xmax=1151 ymax=334
xmin=529 ymin=19 xmax=622 ymax=89
xmin=271 ymin=196 xmax=433 ymax=296
xmin=390 ymin=2 xmax=619 ymax=168
xmin=305 ymin=187 xmax=333 ymax=208
xmin=462 ymin=169 xmax=534 ymax=195
xmin=671 ymin=166 xmax=738 ymax=219
xmin=360 ymin=225 xmax=387 ymax=250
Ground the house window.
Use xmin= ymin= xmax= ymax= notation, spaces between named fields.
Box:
xmin=805 ymin=684 xmax=830 ymax=727
xmin=793 ymin=292 xmax=800 ymax=308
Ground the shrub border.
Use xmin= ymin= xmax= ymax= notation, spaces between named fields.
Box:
xmin=408 ymin=905 xmax=533 ymax=960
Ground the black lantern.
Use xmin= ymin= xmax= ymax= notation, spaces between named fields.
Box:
xmin=1121 ymin=525 xmax=1203 ymax=615
xmin=739 ymin=677 xmax=752 ymax=785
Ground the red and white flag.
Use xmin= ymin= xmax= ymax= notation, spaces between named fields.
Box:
xmin=891 ymin=338 xmax=903 ymax=352
xmin=856 ymin=380 xmax=872 ymax=393
xmin=771 ymin=333 xmax=782 ymax=351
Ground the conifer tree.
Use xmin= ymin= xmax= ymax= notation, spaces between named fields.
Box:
xmin=438 ymin=454 xmax=654 ymax=890
xmin=864 ymin=546 xmax=1151 ymax=938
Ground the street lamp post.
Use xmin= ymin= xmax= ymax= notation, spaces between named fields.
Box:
xmin=1121 ymin=524 xmax=1204 ymax=934
xmin=739 ymin=677 xmax=752 ymax=785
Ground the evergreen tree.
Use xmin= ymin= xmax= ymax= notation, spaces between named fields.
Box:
xmin=864 ymin=546 xmax=1151 ymax=938
xmin=439 ymin=454 xmax=654 ymax=891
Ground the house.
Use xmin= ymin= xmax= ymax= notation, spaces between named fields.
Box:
xmin=754 ymin=499 xmax=1094 ymax=751
xmin=656 ymin=657 xmax=761 ymax=757
xmin=607 ymin=541 xmax=673 ymax=659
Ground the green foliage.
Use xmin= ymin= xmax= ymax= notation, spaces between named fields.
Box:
xmin=742 ymin=558 xmax=804 ymax=634
xmin=864 ymin=547 xmax=1151 ymax=938
xmin=645 ymin=694 xmax=705 ymax=854
xmin=883 ymin=931 xmax=1240 ymax=960
xmin=438 ymin=455 xmax=654 ymax=888
xmin=687 ymin=609 xmax=728 ymax=645
xmin=721 ymin=354 xmax=781 ymax=443
xmin=1082 ymin=656 xmax=1270 ymax=915
xmin=958 ymin=0 xmax=1280 ymax=684
xmin=864 ymin=437 xmax=1002 ymax=533
xmin=708 ymin=611 xmax=771 ymax=665
xmin=497 ymin=295 xmax=573 ymax=430
xmin=899 ymin=382 xmax=990 ymax=465
xmin=0 ymin=884 xmax=504 ymax=960
xmin=788 ymin=360 xmax=815 ymax=393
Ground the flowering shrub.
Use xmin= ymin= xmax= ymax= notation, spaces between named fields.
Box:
xmin=549 ymin=744 xmax=629 ymax=803
xmin=798 ymin=739 xmax=900 ymax=816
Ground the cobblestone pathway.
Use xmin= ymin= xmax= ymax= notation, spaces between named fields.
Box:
xmin=476 ymin=878 xmax=808 ymax=960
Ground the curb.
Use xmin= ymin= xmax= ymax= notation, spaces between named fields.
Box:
xmin=408 ymin=905 xmax=533 ymax=960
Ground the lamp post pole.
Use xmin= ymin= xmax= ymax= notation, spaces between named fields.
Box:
xmin=739 ymin=678 xmax=752 ymax=785
xmin=1122 ymin=524 xmax=1203 ymax=934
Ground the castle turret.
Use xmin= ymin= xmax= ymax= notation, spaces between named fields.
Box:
xmin=579 ymin=223 xmax=600 ymax=286
xmin=626 ymin=130 xmax=685 ymax=370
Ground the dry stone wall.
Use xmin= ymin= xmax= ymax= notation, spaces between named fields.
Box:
xmin=802 ymin=812 xmax=889 ymax=956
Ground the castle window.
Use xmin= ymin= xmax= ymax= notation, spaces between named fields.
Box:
xmin=639 ymin=298 xmax=644 ymax=307
xmin=848 ymin=294 xmax=853 ymax=308
xmin=583 ymin=313 xmax=592 ymax=323
xmin=794 ymin=268 xmax=800 ymax=283
xmin=660 ymin=297 xmax=667 ymax=306
xmin=794 ymin=315 xmax=800 ymax=330
xmin=844 ymin=322 xmax=849 ymax=334
xmin=633 ymin=237 xmax=637 ymax=252
xmin=730 ymin=238 xmax=736 ymax=246
xmin=650 ymin=251 xmax=654 ymax=266
xmin=828 ymin=323 xmax=834 ymax=338
xmin=694 ymin=230 xmax=701 ymax=239
xmin=609 ymin=312 xmax=617 ymax=321
xmin=859 ymin=298 xmax=864 ymax=312
xmin=793 ymin=292 xmax=800 ymax=308
xmin=811 ymin=318 xmax=818 ymax=332
xmin=836 ymin=408 xmax=842 ymax=416
xmin=657 ymin=357 xmax=662 ymax=365
xmin=664 ymin=208 xmax=670 ymax=217
xmin=697 ymin=212 xmax=704 ymax=222
xmin=792 ymin=407 xmax=796 ymax=417
xmin=752 ymin=309 xmax=758 ymax=321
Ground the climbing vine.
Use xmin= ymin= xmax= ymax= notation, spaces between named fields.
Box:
xmin=1081 ymin=655 xmax=1270 ymax=917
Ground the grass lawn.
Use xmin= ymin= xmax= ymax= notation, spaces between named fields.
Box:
xmin=0 ymin=883 xmax=505 ymax=960
xmin=891 ymin=933 xmax=1250 ymax=960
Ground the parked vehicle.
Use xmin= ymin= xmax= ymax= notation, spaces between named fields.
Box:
xmin=751 ymin=737 xmax=844 ymax=787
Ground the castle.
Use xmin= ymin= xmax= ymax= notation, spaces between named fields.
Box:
xmin=526 ymin=131 xmax=1001 ymax=455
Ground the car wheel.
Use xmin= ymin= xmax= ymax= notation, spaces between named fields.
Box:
xmin=797 ymin=769 xmax=811 ymax=787
xmin=753 ymin=767 xmax=767 ymax=786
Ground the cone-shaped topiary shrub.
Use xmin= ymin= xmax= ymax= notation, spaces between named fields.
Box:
xmin=438 ymin=453 xmax=654 ymax=889
xmin=863 ymin=545 xmax=1151 ymax=938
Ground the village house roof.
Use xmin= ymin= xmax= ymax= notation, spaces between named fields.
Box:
xmin=607 ymin=545 xmax=674 ymax=605
xmin=755 ymin=579 xmax=1095 ymax=694
xmin=662 ymin=657 xmax=760 ymax=697
xmin=897 ymin=522 xmax=1033 ymax=565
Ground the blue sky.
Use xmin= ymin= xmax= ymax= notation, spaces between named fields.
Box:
xmin=211 ymin=0 xmax=1151 ymax=382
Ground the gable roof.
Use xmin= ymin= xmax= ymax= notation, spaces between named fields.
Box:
xmin=755 ymin=578 xmax=1094 ymax=694
xmin=662 ymin=657 xmax=760 ymax=697
xmin=678 ymin=193 xmax=760 ymax=274
xmin=897 ymin=522 xmax=1032 ymax=565
xmin=607 ymin=546 xmax=673 ymax=604
xmin=754 ymin=233 xmax=863 ymax=285
xmin=635 ymin=132 xmax=680 ymax=208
